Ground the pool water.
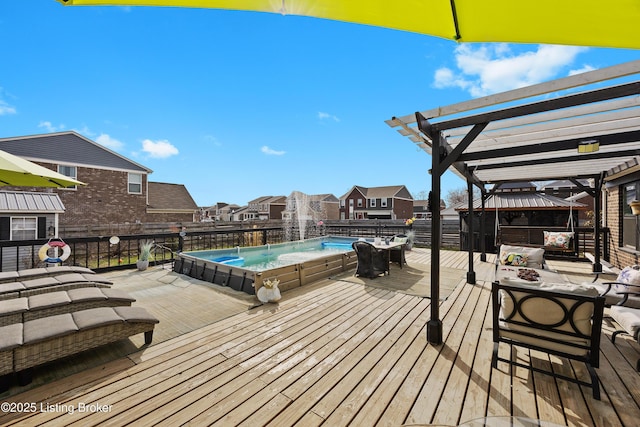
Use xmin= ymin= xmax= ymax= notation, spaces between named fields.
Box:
xmin=186 ymin=236 xmax=357 ymax=272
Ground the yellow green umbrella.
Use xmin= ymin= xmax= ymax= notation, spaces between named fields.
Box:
xmin=0 ymin=149 xmax=86 ymax=188
xmin=56 ymin=0 xmax=640 ymax=49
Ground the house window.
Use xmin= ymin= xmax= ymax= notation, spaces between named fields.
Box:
xmin=128 ymin=173 xmax=143 ymax=194
xmin=11 ymin=217 xmax=37 ymax=241
xmin=381 ymin=198 xmax=388 ymax=208
xmin=357 ymin=199 xmax=363 ymax=207
xmin=57 ymin=165 xmax=77 ymax=190
xmin=369 ymin=198 xmax=376 ymax=207
xmin=622 ymin=182 xmax=639 ymax=249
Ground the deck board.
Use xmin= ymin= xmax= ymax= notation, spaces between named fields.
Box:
xmin=1 ymin=248 xmax=639 ymax=426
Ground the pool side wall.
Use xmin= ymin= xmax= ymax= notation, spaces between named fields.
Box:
xmin=174 ymin=245 xmax=357 ymax=295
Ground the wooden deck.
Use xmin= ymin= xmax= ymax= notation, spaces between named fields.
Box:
xmin=1 ymin=249 xmax=639 ymax=426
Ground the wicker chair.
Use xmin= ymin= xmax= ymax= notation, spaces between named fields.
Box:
xmin=352 ymin=241 xmax=388 ymax=279
xmin=389 ymin=235 xmax=408 ymax=268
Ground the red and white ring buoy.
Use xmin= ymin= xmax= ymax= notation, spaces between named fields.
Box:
xmin=38 ymin=239 xmax=71 ymax=264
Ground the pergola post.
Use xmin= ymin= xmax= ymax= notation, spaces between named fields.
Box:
xmin=417 ymin=113 xmax=443 ymax=345
xmin=593 ymin=174 xmax=604 ymax=273
xmin=480 ymin=188 xmax=487 ymax=262
xmin=467 ymin=179 xmax=476 ymax=284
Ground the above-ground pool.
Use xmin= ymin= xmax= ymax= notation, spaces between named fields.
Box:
xmin=174 ymin=236 xmax=361 ymax=295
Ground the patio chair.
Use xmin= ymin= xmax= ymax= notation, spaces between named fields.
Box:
xmin=352 ymin=241 xmax=388 ymax=279
xmin=609 ymin=288 xmax=640 ymax=371
xmin=389 ymin=235 xmax=408 ymax=267
xmin=492 ymin=281 xmax=605 ymax=399
xmin=589 ymin=266 xmax=640 ymax=308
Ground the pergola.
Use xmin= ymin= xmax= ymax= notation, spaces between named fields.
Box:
xmin=387 ymin=60 xmax=640 ymax=344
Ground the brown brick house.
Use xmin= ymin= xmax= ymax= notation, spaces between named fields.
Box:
xmin=0 ymin=131 xmax=195 ymax=231
xmin=147 ymin=182 xmax=198 ymax=223
xmin=339 ymin=185 xmax=413 ymax=220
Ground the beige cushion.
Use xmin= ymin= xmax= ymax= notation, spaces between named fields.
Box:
xmin=21 ymin=277 xmax=59 ymax=290
xmin=0 ymin=271 xmax=20 ymax=281
xmin=23 ymin=314 xmax=78 ymax=344
xmin=0 ymin=282 xmax=26 ymax=294
xmin=100 ymin=288 xmax=136 ymax=302
xmin=499 ymin=283 xmax=599 ymax=356
xmin=67 ymin=287 xmax=108 ymax=302
xmin=610 ymin=305 xmax=640 ymax=339
xmin=114 ymin=306 xmax=159 ymax=324
xmin=0 ymin=297 xmax=28 ymax=316
xmin=28 ymin=291 xmax=71 ymax=309
xmin=72 ymin=307 xmax=124 ymax=330
xmin=499 ymin=245 xmax=545 ymax=269
xmin=0 ymin=323 xmax=23 ymax=350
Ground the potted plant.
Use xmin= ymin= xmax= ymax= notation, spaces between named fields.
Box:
xmin=405 ymin=230 xmax=416 ymax=250
xmin=136 ymin=240 xmax=153 ymax=271
xmin=404 ymin=217 xmax=417 ymax=250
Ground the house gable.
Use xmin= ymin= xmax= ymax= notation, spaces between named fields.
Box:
xmin=0 ymin=131 xmax=152 ymax=173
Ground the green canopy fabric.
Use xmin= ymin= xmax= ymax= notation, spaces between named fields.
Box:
xmin=56 ymin=0 xmax=640 ymax=49
xmin=0 ymin=149 xmax=86 ymax=188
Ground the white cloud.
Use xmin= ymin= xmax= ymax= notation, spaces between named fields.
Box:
xmin=0 ymin=100 xmax=16 ymax=115
xmin=261 ymin=145 xmax=285 ymax=156
xmin=318 ymin=111 xmax=340 ymax=122
xmin=38 ymin=121 xmax=65 ymax=132
xmin=141 ymin=139 xmax=179 ymax=158
xmin=204 ymin=134 xmax=221 ymax=146
xmin=433 ymin=44 xmax=589 ymax=97
xmin=569 ymin=65 xmax=596 ymax=76
xmin=96 ymin=133 xmax=124 ymax=150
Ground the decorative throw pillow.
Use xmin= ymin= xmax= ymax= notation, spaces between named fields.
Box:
xmin=616 ymin=266 xmax=640 ymax=285
xmin=500 ymin=252 xmax=528 ymax=267
xmin=543 ymin=231 xmax=574 ymax=249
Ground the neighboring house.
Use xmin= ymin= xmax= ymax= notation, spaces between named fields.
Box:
xmin=603 ymin=158 xmax=640 ymax=268
xmin=282 ymin=194 xmax=340 ymax=221
xmin=247 ymin=196 xmax=287 ymax=220
xmin=201 ymin=202 xmax=243 ymax=222
xmin=412 ymin=198 xmax=446 ymax=219
xmin=0 ymin=132 xmax=198 ymax=232
xmin=0 ymin=132 xmax=152 ymax=230
xmin=147 ymin=182 xmax=198 ymax=223
xmin=339 ymin=185 xmax=413 ymax=220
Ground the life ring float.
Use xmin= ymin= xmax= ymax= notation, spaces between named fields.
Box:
xmin=38 ymin=239 xmax=71 ymax=264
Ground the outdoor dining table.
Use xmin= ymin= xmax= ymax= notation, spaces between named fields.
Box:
xmin=371 ymin=240 xmax=406 ymax=272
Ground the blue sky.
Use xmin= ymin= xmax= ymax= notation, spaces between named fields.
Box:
xmin=2 ymin=2 xmax=639 ymax=207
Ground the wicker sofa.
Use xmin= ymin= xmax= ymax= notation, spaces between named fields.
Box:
xmin=0 ymin=273 xmax=113 ymax=300
xmin=0 ymin=287 xmax=135 ymax=326
xmin=0 ymin=306 xmax=158 ymax=390
xmin=0 ymin=266 xmax=97 ymax=284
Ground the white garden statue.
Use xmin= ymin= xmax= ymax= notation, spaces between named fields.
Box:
xmin=257 ymin=278 xmax=281 ymax=303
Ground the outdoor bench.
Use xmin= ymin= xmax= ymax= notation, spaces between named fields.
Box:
xmin=0 ymin=287 xmax=135 ymax=326
xmin=0 ymin=306 xmax=159 ymax=390
xmin=0 ymin=273 xmax=112 ymax=300
xmin=492 ymin=280 xmax=605 ymax=399
xmin=0 ymin=266 xmax=97 ymax=284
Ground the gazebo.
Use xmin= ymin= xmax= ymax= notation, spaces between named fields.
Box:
xmin=387 ymin=60 xmax=640 ymax=344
